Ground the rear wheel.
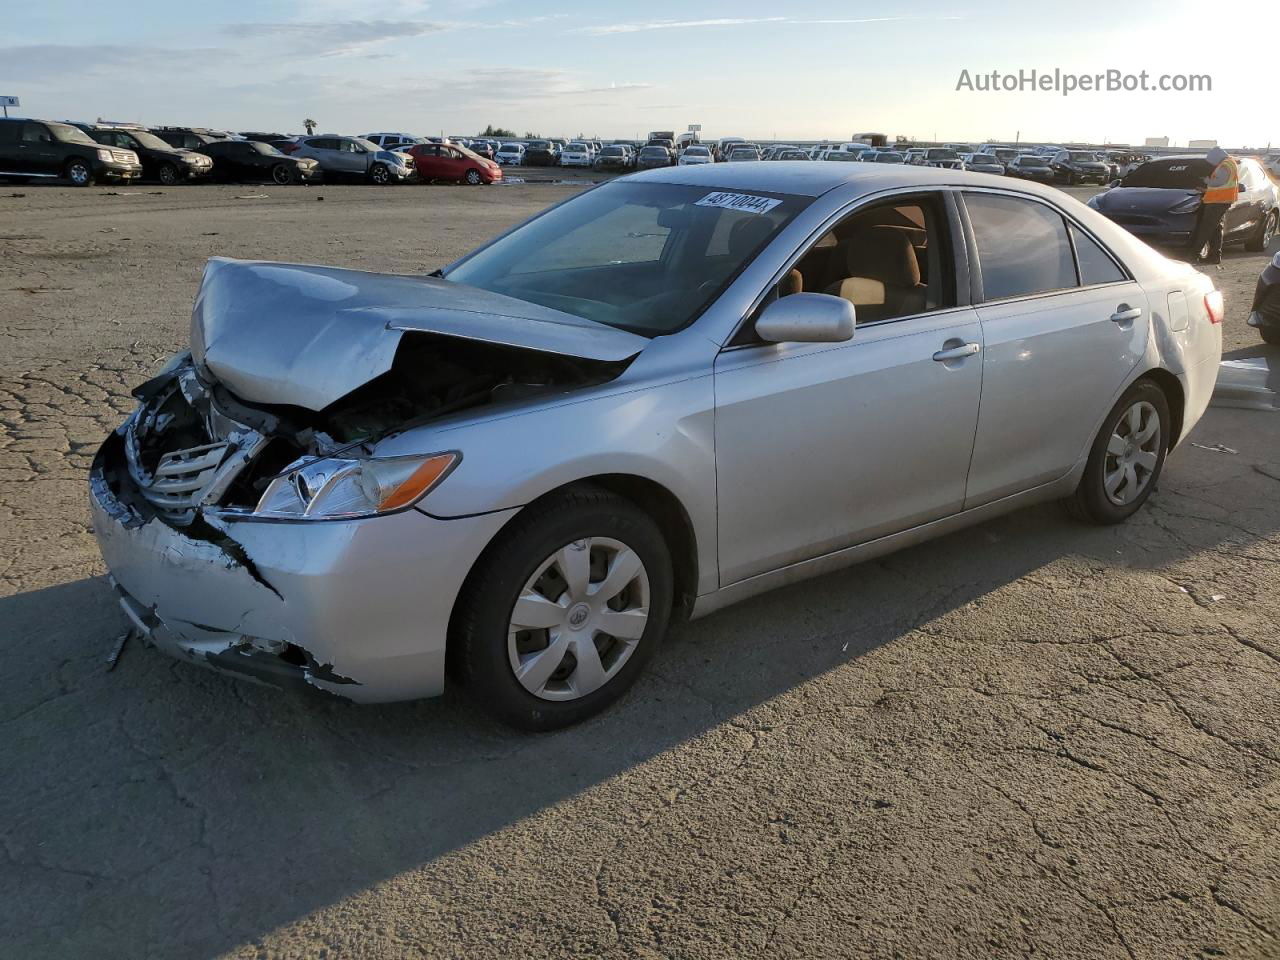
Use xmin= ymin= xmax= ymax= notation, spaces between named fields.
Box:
xmin=464 ymin=168 xmax=482 ymax=185
xmin=1246 ymin=210 xmax=1277 ymax=253
xmin=271 ymin=163 xmax=295 ymax=185
xmin=452 ymin=488 xmax=672 ymax=730
xmin=1068 ymin=380 xmax=1170 ymax=524
xmin=64 ymin=158 xmax=92 ymax=187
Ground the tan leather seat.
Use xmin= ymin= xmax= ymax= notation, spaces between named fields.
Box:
xmin=824 ymin=226 xmax=927 ymax=323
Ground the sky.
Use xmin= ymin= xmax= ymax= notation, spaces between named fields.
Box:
xmin=1 ymin=0 xmax=1274 ymax=148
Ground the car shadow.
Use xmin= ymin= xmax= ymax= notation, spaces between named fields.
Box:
xmin=2 ymin=407 xmax=1278 ymax=958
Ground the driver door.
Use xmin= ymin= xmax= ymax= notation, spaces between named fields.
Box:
xmin=713 ymin=192 xmax=983 ymax=584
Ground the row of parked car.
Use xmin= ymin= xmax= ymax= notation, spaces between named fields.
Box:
xmin=0 ymin=119 xmax=508 ymax=187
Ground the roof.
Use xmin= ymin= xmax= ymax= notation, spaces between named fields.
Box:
xmin=623 ymin=161 xmax=1054 ymax=199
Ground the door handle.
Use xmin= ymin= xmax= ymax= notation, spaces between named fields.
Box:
xmin=1110 ymin=305 xmax=1142 ymax=324
xmin=932 ymin=342 xmax=980 ymax=362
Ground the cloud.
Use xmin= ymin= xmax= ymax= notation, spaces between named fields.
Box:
xmin=576 ymin=15 xmax=962 ymax=36
xmin=0 ymin=43 xmax=218 ymax=79
xmin=222 ymin=19 xmax=450 ymax=57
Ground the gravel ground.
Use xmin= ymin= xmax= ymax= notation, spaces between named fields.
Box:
xmin=2 ymin=180 xmax=1278 ymax=960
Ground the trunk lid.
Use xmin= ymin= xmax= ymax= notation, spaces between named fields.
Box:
xmin=191 ymin=257 xmax=647 ymax=410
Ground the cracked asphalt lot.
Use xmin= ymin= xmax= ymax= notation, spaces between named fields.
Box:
xmin=2 ymin=183 xmax=1278 ymax=960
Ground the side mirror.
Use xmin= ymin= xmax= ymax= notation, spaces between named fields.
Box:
xmin=1108 ymin=179 xmax=1121 ymax=188
xmin=756 ymin=293 xmax=856 ymax=344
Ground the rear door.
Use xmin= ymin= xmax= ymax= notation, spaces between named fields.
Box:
xmin=961 ymin=191 xmax=1147 ymax=507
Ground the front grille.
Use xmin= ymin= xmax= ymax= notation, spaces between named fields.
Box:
xmin=111 ymin=149 xmax=137 ymax=164
xmin=137 ymin=442 xmax=232 ymax=512
xmin=123 ymin=367 xmax=266 ymax=523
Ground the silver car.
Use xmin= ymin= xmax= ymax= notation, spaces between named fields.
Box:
xmin=288 ymin=135 xmax=412 ymax=184
xmin=90 ymin=164 xmax=1223 ymax=729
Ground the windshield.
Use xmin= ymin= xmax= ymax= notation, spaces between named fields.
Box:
xmin=874 ymin=153 xmax=903 ymax=163
xmin=1019 ymin=156 xmax=1049 ymax=166
xmin=49 ymin=123 xmax=98 ymax=145
xmin=641 ymin=147 xmax=667 ymax=157
xmin=927 ymin=149 xmax=957 ymax=160
xmin=993 ymin=149 xmax=1017 ymax=160
xmin=445 ymin=182 xmax=810 ymax=336
xmin=1069 ymin=152 xmax=1099 ymax=162
xmin=686 ymin=147 xmax=709 ymax=155
xmin=253 ymin=142 xmax=283 ymax=156
xmin=354 ymin=138 xmax=379 ymax=151
xmin=601 ymin=147 xmax=624 ymax=155
xmin=1121 ymin=158 xmax=1211 ymax=189
xmin=498 ymin=144 xmax=520 ymax=152
xmin=125 ymin=130 xmax=173 ymax=151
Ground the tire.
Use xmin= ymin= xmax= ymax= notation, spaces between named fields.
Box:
xmin=157 ymin=163 xmax=179 ymax=186
xmin=452 ymin=487 xmax=673 ymax=731
xmin=1246 ymin=210 xmax=1276 ymax=253
xmin=369 ymin=163 xmax=390 ymax=185
xmin=464 ymin=168 xmax=482 ymax=185
xmin=1261 ymin=326 xmax=1280 ymax=346
xmin=271 ymin=164 xmax=295 ymax=185
xmin=64 ymin=158 xmax=92 ymax=187
xmin=1068 ymin=380 xmax=1170 ymax=524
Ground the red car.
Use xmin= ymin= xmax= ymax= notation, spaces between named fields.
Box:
xmin=409 ymin=143 xmax=502 ymax=184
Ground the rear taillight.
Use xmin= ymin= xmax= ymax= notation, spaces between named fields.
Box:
xmin=279 ymin=142 xmax=299 ymax=154
xmin=1205 ymin=289 xmax=1224 ymax=324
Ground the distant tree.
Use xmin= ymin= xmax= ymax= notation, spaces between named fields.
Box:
xmin=304 ymin=118 xmax=318 ymax=135
xmin=523 ymin=131 xmax=541 ymax=139
xmin=481 ymin=124 xmax=516 ymax=138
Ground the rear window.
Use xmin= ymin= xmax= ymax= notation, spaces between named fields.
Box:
xmin=641 ymin=147 xmax=667 ymax=157
xmin=1121 ymin=158 xmax=1212 ymax=189
xmin=927 ymin=149 xmax=958 ymax=160
xmin=1019 ymin=156 xmax=1049 ymax=166
xmin=602 ymin=147 xmax=624 ymax=155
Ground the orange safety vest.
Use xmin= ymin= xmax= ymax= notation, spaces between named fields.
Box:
xmin=1203 ymin=156 xmax=1240 ymax=205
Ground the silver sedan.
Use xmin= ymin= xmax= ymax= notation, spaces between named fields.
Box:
xmin=90 ymin=163 xmax=1223 ymax=728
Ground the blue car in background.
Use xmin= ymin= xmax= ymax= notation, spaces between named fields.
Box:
xmin=1088 ymin=155 xmax=1278 ymax=253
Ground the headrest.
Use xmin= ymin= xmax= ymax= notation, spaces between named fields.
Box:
xmin=843 ymin=226 xmax=921 ymax=287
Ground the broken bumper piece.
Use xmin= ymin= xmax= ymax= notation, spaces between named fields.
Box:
xmin=90 ymin=436 xmax=516 ymax=702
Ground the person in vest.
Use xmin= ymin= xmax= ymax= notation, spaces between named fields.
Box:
xmin=1189 ymin=147 xmax=1240 ymax=267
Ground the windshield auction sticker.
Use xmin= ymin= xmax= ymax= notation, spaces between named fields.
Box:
xmin=695 ymin=192 xmax=783 ymax=215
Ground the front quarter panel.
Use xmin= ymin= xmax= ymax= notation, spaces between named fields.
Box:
xmin=374 ymin=338 xmax=721 ymax=595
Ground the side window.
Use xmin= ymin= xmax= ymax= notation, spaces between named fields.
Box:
xmin=1070 ymin=225 xmax=1126 ymax=286
xmin=0 ymin=121 xmax=18 ymax=144
xmin=965 ymin=193 xmax=1076 ymax=301
xmin=22 ymin=123 xmax=51 ymax=143
xmin=733 ymin=195 xmax=956 ymax=345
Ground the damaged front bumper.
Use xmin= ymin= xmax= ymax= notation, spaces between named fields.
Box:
xmin=90 ymin=432 xmax=515 ymax=702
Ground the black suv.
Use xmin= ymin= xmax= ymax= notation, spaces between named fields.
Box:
xmin=81 ymin=125 xmax=213 ymax=185
xmin=0 ymin=117 xmax=142 ymax=186
xmin=1050 ymin=149 xmax=1111 ymax=185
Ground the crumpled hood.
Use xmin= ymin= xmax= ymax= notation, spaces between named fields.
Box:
xmin=190 ymin=257 xmax=648 ymax=410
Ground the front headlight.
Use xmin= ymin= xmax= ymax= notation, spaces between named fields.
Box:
xmin=252 ymin=452 xmax=459 ymax=520
xmin=97 ymin=148 xmax=113 ymax=163
xmin=1168 ymin=195 xmax=1201 ymax=214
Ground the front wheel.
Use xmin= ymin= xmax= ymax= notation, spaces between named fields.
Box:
xmin=1246 ymin=210 xmax=1276 ymax=253
xmin=157 ymin=163 xmax=179 ymax=186
xmin=271 ymin=163 xmax=295 ymax=185
xmin=1068 ymin=380 xmax=1170 ymax=524
xmin=369 ymin=163 xmax=391 ymax=185
xmin=65 ymin=159 xmax=92 ymax=187
xmin=452 ymin=488 xmax=673 ymax=730
xmin=464 ymin=168 xmax=482 ymax=185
